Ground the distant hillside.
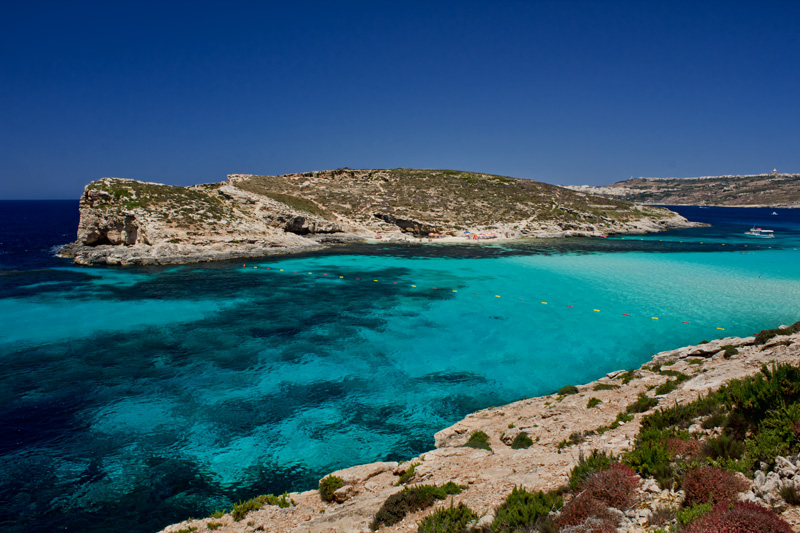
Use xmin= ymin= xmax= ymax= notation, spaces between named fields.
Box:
xmin=567 ymin=173 xmax=800 ymax=207
xmin=60 ymin=168 xmax=699 ymax=265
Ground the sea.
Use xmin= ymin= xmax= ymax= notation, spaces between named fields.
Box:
xmin=2 ymin=201 xmax=800 ymax=533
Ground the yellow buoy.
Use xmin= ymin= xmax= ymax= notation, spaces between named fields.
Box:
xmin=717 ymin=327 xmax=725 ymax=330
xmin=651 ymin=317 xmax=658 ymax=320
xmin=541 ymin=302 xmax=547 ymax=305
xmin=593 ymin=309 xmax=600 ymax=312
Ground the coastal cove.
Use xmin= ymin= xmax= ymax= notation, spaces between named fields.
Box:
xmin=2 ymin=204 xmax=800 ymax=533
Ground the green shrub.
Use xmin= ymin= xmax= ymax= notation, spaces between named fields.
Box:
xmin=593 ymin=383 xmax=619 ymax=391
xmin=688 ymin=358 xmax=705 ymax=365
xmin=655 ymin=380 xmax=678 ymax=396
xmin=702 ymin=410 xmax=728 ymax=429
xmin=586 ymin=397 xmax=602 ymax=408
xmin=569 ymin=449 xmax=613 ymax=490
xmin=231 ymin=492 xmax=294 ymax=521
xmin=510 ymin=432 xmax=533 ymax=450
xmin=174 ymin=528 xmax=197 ymax=533
xmin=706 ymin=432 xmax=745 ymax=460
xmin=492 ymin=486 xmax=562 ymax=532
xmin=557 ymin=431 xmax=584 ymax=450
xmin=465 ymin=430 xmax=492 ymax=451
xmin=372 ymin=482 xmax=462 ymax=529
xmin=659 ymin=369 xmax=691 ymax=382
xmin=558 ymin=384 xmax=579 ymax=396
xmin=207 ymin=523 xmax=222 ymax=531
xmin=417 ymin=502 xmax=477 ymax=533
xmin=722 ymin=345 xmax=739 ymax=358
xmin=676 ymin=502 xmax=712 ymax=526
xmin=619 ymin=370 xmax=637 ymax=384
xmin=320 ymin=475 xmax=345 ymax=502
xmin=626 ymin=393 xmax=658 ymax=414
xmin=396 ymin=462 xmax=420 ymax=485
xmin=642 ymin=392 xmax=723 ymax=432
xmin=210 ymin=510 xmax=225 ymax=519
xmin=624 ymin=439 xmax=674 ymax=488
xmin=754 ymin=321 xmax=800 ymax=345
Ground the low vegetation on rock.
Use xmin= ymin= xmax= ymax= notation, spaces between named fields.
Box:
xmin=371 ymin=482 xmax=463 ymax=529
xmin=319 ymin=475 xmax=345 ymax=502
xmin=464 ymin=430 xmax=492 ymax=451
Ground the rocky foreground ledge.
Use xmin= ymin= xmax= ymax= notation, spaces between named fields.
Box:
xmin=59 ymin=170 xmax=702 ymax=266
xmin=160 ymin=329 xmax=800 ymax=533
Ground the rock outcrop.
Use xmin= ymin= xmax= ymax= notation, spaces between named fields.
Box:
xmin=60 ymin=169 xmax=703 ymax=266
xmin=159 ymin=330 xmax=800 ymax=533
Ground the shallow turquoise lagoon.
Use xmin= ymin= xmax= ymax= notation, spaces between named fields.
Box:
xmin=2 ymin=204 xmax=800 ymax=532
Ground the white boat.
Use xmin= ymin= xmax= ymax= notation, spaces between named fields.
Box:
xmin=772 ymin=211 xmax=778 ymax=215
xmin=744 ymin=227 xmax=775 ymax=238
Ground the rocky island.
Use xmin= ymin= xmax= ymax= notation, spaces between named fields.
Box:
xmin=58 ymin=168 xmax=700 ymax=265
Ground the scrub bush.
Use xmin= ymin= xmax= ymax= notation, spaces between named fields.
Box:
xmin=372 ymin=482 xmax=462 ymax=529
xmin=396 ymin=462 xmax=420 ymax=485
xmin=655 ymin=380 xmax=678 ymax=396
xmin=626 ymin=393 xmax=658 ymax=414
xmin=492 ymin=486 xmax=562 ymax=532
xmin=559 ymin=384 xmax=579 ymax=396
xmin=582 ymin=463 xmax=639 ymax=509
xmin=754 ymin=321 xmax=800 ymax=345
xmin=624 ymin=439 xmax=674 ymax=488
xmin=417 ymin=503 xmax=477 ymax=533
xmin=319 ymin=475 xmax=345 ymax=502
xmin=587 ymin=397 xmax=602 ymax=408
xmin=568 ymin=450 xmax=613 ymax=490
xmin=721 ymin=345 xmax=738 ymax=358
xmin=464 ymin=430 xmax=492 ymax=451
xmin=666 ymin=437 xmax=705 ymax=459
xmin=705 ymin=432 xmax=745 ymax=461
xmin=682 ymin=466 xmax=747 ymax=507
xmin=510 ymin=432 xmax=533 ymax=449
xmin=593 ymin=383 xmax=619 ymax=391
xmin=676 ymin=503 xmax=712 ymax=527
xmin=554 ymin=492 xmax=617 ymax=529
xmin=231 ymin=492 xmax=294 ymax=521
xmin=683 ymin=501 xmax=792 ymax=533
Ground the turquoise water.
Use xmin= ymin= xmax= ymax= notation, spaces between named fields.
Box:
xmin=2 ymin=203 xmax=800 ymax=532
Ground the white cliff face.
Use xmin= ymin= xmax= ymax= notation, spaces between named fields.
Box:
xmin=59 ymin=171 xmax=703 ymax=265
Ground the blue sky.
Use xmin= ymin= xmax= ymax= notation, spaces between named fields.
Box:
xmin=1 ymin=0 xmax=798 ymax=199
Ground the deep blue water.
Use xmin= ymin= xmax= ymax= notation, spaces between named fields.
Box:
xmin=2 ymin=201 xmax=800 ymax=533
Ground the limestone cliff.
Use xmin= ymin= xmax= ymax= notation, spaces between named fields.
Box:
xmin=60 ymin=169 xmax=701 ymax=265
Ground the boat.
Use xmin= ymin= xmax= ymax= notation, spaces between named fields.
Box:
xmin=772 ymin=211 xmax=778 ymax=215
xmin=744 ymin=227 xmax=775 ymax=238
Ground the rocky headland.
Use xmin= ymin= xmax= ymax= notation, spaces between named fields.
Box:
xmin=567 ymin=172 xmax=800 ymax=207
xmin=159 ymin=326 xmax=800 ymax=533
xmin=58 ymin=169 xmax=700 ymax=265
